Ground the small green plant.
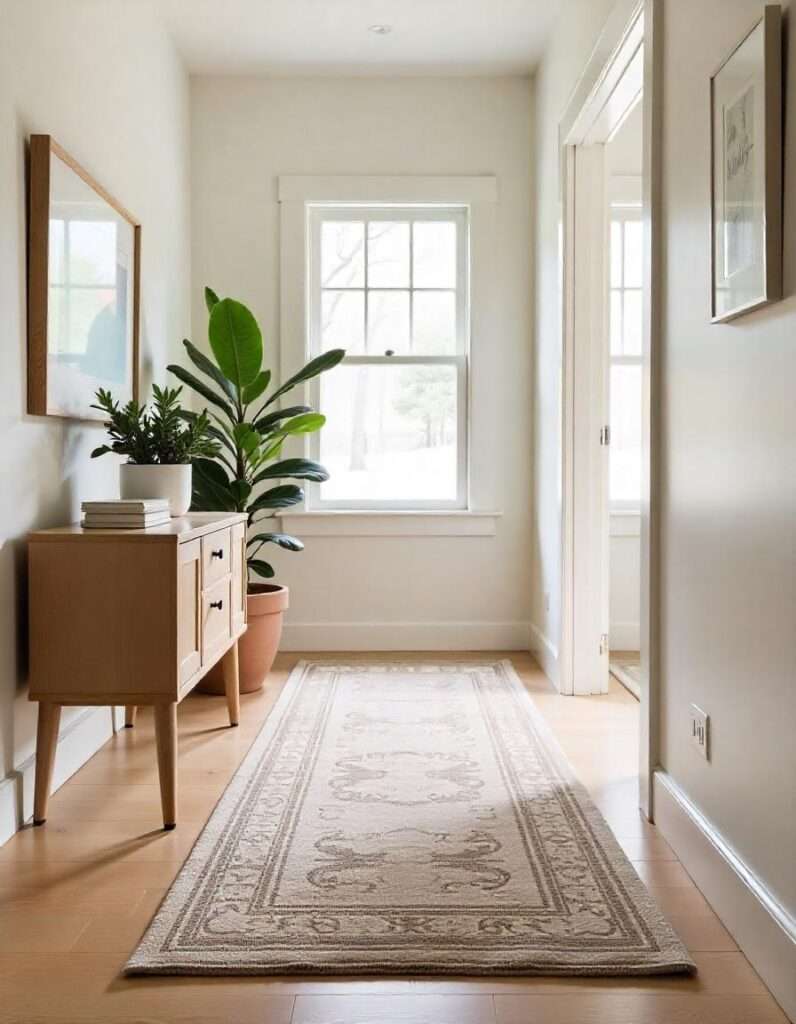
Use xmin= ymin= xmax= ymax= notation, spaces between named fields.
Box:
xmin=168 ymin=287 xmax=344 ymax=585
xmin=90 ymin=384 xmax=220 ymax=465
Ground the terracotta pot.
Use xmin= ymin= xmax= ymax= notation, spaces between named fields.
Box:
xmin=198 ymin=584 xmax=288 ymax=695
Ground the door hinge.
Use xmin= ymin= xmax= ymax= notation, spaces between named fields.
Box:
xmin=600 ymin=633 xmax=609 ymax=655
xmin=600 ymin=425 xmax=611 ymax=446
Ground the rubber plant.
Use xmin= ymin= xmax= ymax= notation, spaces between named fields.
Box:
xmin=168 ymin=287 xmax=344 ymax=584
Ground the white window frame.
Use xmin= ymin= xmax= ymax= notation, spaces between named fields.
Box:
xmin=608 ymin=190 xmax=643 ymax=513
xmin=306 ymin=204 xmax=469 ymax=511
xmin=277 ymin=175 xmax=499 ymax=536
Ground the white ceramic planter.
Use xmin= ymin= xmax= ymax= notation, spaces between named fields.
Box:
xmin=119 ymin=464 xmax=193 ymax=517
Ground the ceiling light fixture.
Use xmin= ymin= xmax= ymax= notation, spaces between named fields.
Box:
xmin=368 ymin=24 xmax=392 ymax=35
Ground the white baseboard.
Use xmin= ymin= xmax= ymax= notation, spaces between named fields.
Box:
xmin=654 ymin=771 xmax=796 ymax=1022
xmin=280 ymin=621 xmax=531 ymax=652
xmin=529 ymin=622 xmax=560 ymax=689
xmin=0 ymin=706 xmax=116 ymax=847
xmin=609 ymin=621 xmax=640 ymax=650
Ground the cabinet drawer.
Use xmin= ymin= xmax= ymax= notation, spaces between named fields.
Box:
xmin=202 ymin=528 xmax=231 ymax=587
xmin=202 ymin=577 xmax=231 ymax=662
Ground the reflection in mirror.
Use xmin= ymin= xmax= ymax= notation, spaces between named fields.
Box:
xmin=45 ymin=152 xmax=135 ymax=417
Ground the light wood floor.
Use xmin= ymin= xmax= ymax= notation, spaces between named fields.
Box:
xmin=0 ymin=652 xmax=787 ymax=1023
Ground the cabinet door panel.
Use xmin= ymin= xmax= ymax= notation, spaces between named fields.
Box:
xmin=178 ymin=540 xmax=201 ymax=684
xmin=231 ymin=522 xmax=246 ymax=633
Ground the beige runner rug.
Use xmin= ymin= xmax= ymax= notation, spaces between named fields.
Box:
xmin=127 ymin=661 xmax=694 ymax=976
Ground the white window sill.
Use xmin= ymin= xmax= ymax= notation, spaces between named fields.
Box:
xmin=610 ymin=510 xmax=641 ymax=537
xmin=280 ymin=511 xmax=501 ymax=537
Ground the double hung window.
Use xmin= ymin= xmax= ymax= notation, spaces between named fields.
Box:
xmin=306 ymin=205 xmax=469 ymax=509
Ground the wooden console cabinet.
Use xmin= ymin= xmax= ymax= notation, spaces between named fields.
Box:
xmin=28 ymin=512 xmax=248 ymax=829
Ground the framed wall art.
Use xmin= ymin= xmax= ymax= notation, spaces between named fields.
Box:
xmin=710 ymin=5 xmax=782 ymax=323
xmin=28 ymin=135 xmax=140 ymax=420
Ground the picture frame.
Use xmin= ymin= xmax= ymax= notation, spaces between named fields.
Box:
xmin=28 ymin=135 xmax=140 ymax=420
xmin=710 ymin=5 xmax=782 ymax=323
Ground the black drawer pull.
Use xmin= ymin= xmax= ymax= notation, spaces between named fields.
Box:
xmin=210 ymin=599 xmax=224 ymax=610
xmin=211 ymin=548 xmax=224 ymax=559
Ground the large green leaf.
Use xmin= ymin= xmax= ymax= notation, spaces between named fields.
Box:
xmin=182 ymin=339 xmax=236 ymax=402
xmin=282 ymin=413 xmax=326 ymax=435
xmin=168 ymin=364 xmax=235 ymax=421
xmin=191 ymin=458 xmax=236 ymax=511
xmin=208 ymin=298 xmax=262 ymax=390
xmin=205 ymin=423 xmax=236 ymax=457
xmin=248 ymin=558 xmax=275 ymax=580
xmin=264 ymin=349 xmax=345 ymax=407
xmin=248 ymin=484 xmax=304 ymax=515
xmin=241 ymin=370 xmax=271 ymax=406
xmin=205 ymin=286 xmax=220 ymax=312
xmin=248 ymin=531 xmax=304 ymax=552
xmin=233 ymin=422 xmax=260 ymax=455
xmin=90 ymin=445 xmax=112 ymax=458
xmin=230 ymin=479 xmax=252 ymax=508
xmin=252 ymin=458 xmax=329 ymax=485
xmin=253 ymin=404 xmax=311 ymax=433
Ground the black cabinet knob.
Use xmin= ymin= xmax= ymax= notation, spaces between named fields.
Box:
xmin=210 ymin=599 xmax=224 ymax=610
xmin=211 ymin=549 xmax=224 ymax=559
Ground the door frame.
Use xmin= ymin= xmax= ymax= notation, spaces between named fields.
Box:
xmin=557 ymin=0 xmax=662 ymax=818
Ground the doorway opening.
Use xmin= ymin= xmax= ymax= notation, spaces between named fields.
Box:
xmin=606 ymin=100 xmax=643 ymax=701
xmin=558 ymin=0 xmax=661 ymax=818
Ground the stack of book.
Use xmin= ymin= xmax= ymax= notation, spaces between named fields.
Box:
xmin=81 ymin=499 xmax=171 ymax=530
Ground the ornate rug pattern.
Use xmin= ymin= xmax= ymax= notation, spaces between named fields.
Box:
xmin=127 ymin=661 xmax=694 ymax=975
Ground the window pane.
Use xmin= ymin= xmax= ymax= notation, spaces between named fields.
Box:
xmin=610 ymin=220 xmax=622 ymax=288
xmin=47 ymin=287 xmax=67 ymax=354
xmin=70 ymin=220 xmax=117 ymax=285
xmin=413 ymin=221 xmax=456 ymax=287
xmin=610 ymin=290 xmax=623 ymax=355
xmin=49 ymin=219 xmax=65 ymax=283
xmin=322 ymin=290 xmax=364 ymax=353
xmin=367 ymin=290 xmax=410 ymax=354
xmin=610 ymin=364 xmax=642 ymax=504
xmin=322 ymin=221 xmax=364 ymax=287
xmin=368 ymin=221 xmax=409 ymax=287
xmin=319 ymin=363 xmax=458 ymax=503
xmin=623 ymin=220 xmax=643 ymax=287
xmin=412 ymin=291 xmax=456 ymax=354
xmin=623 ymin=290 xmax=642 ymax=355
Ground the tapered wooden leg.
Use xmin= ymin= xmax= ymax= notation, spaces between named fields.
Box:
xmin=124 ymin=705 xmax=137 ymax=728
xmin=222 ymin=642 xmax=240 ymax=728
xmin=153 ymin=703 xmax=177 ymax=830
xmin=33 ymin=703 xmax=61 ymax=825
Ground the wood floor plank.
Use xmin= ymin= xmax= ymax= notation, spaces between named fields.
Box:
xmin=0 ymin=953 xmax=294 ymax=1023
xmin=291 ymin=993 xmax=497 ymax=1023
xmin=0 ymin=910 xmax=91 ymax=952
xmin=494 ymin=993 xmax=788 ymax=1023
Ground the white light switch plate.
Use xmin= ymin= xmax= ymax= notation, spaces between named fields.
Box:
xmin=690 ymin=703 xmax=709 ymax=760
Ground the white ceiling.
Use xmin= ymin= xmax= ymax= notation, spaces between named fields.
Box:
xmin=161 ymin=0 xmax=562 ymax=76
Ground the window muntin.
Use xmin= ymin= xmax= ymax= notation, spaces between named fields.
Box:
xmin=307 ymin=205 xmax=469 ymax=509
xmin=609 ymin=205 xmax=643 ymax=508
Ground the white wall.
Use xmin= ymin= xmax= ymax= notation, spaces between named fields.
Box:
xmin=0 ymin=0 xmax=191 ymax=842
xmin=530 ymin=0 xmax=617 ymax=676
xmin=190 ymin=76 xmax=534 ymax=649
xmin=659 ymin=0 xmax=796 ymax=928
